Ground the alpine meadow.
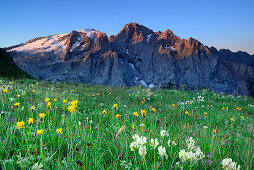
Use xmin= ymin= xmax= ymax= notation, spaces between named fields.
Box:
xmin=0 ymin=78 xmax=253 ymax=169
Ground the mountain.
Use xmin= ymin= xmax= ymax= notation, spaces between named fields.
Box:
xmin=0 ymin=48 xmax=33 ymax=79
xmin=6 ymin=23 xmax=254 ymax=95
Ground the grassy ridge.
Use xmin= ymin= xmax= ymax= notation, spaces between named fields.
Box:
xmin=0 ymin=79 xmax=253 ymax=169
xmin=0 ymin=48 xmax=33 ymax=79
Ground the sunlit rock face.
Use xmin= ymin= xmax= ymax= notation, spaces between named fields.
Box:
xmin=6 ymin=23 xmax=254 ymax=96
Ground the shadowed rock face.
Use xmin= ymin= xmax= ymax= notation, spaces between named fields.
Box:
xmin=6 ymin=22 xmax=254 ymax=96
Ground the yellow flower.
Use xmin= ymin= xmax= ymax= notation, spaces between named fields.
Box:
xmin=213 ymin=129 xmax=216 ymax=133
xmin=16 ymin=121 xmax=25 ymax=130
xmin=141 ymin=101 xmax=144 ymax=104
xmin=239 ymin=108 xmax=242 ymax=111
xmin=115 ymin=114 xmax=120 ymax=118
xmin=97 ymin=93 xmax=100 ymax=96
xmin=11 ymin=106 xmax=13 ymax=109
xmin=37 ymin=130 xmax=44 ymax=135
xmin=133 ymin=112 xmax=139 ymax=117
xmin=63 ymin=100 xmax=67 ymax=104
xmin=185 ymin=111 xmax=189 ymax=115
xmin=230 ymin=118 xmax=234 ymax=121
xmin=172 ymin=104 xmax=175 ymax=107
xmin=205 ymin=116 xmax=208 ymax=119
xmin=70 ymin=100 xmax=78 ymax=107
xmin=67 ymin=105 xmax=77 ymax=113
xmin=112 ymin=104 xmax=118 ymax=109
xmin=210 ymin=105 xmax=213 ymax=107
xmin=32 ymin=90 xmax=35 ymax=93
xmin=56 ymin=128 xmax=63 ymax=135
xmin=141 ymin=110 xmax=147 ymax=116
xmin=45 ymin=98 xmax=50 ymax=102
xmin=54 ymin=98 xmax=57 ymax=102
xmin=92 ymin=94 xmax=95 ymax=97
xmin=47 ymin=102 xmax=51 ymax=108
xmin=14 ymin=102 xmax=20 ymax=107
xmin=109 ymin=92 xmax=112 ymax=95
xmin=151 ymin=108 xmax=156 ymax=112
xmin=70 ymin=90 xmax=74 ymax=93
xmin=116 ymin=97 xmax=118 ymax=100
xmin=241 ymin=116 xmax=244 ymax=120
xmin=39 ymin=113 xmax=45 ymax=119
xmin=4 ymin=89 xmax=8 ymax=93
xmin=17 ymin=94 xmax=21 ymax=98
xmin=102 ymin=110 xmax=107 ymax=114
xmin=222 ymin=107 xmax=225 ymax=110
xmin=190 ymin=102 xmax=192 ymax=105
xmin=31 ymin=105 xmax=35 ymax=112
xmin=28 ymin=118 xmax=34 ymax=125
xmin=204 ymin=112 xmax=207 ymax=115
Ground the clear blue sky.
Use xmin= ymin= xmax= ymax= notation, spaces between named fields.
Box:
xmin=1 ymin=0 xmax=254 ymax=54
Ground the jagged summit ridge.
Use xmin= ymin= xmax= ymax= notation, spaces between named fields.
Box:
xmin=6 ymin=23 xmax=254 ymax=96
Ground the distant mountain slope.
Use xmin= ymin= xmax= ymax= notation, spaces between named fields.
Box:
xmin=6 ymin=23 xmax=254 ymax=95
xmin=0 ymin=48 xmax=33 ymax=79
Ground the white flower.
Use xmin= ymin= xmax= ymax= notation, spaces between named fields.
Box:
xmin=186 ymin=137 xmax=196 ymax=151
xmin=158 ymin=146 xmax=167 ymax=159
xmin=130 ymin=141 xmax=138 ymax=151
xmin=179 ymin=150 xmax=188 ymax=162
xmin=221 ymin=158 xmax=240 ymax=170
xmin=203 ymin=126 xmax=208 ymax=129
xmin=132 ymin=134 xmax=140 ymax=141
xmin=138 ymin=145 xmax=147 ymax=157
xmin=150 ymin=138 xmax=159 ymax=149
xmin=160 ymin=130 xmax=169 ymax=138
xmin=136 ymin=136 xmax=147 ymax=146
xmin=167 ymin=139 xmax=177 ymax=147
xmin=78 ymin=121 xmax=81 ymax=126
xmin=139 ymin=123 xmax=145 ymax=127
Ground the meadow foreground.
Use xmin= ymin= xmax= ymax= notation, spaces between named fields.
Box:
xmin=0 ymin=79 xmax=253 ymax=169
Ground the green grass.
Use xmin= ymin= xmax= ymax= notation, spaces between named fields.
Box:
xmin=0 ymin=78 xmax=253 ymax=169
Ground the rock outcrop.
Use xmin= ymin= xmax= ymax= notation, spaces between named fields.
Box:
xmin=6 ymin=23 xmax=254 ymax=95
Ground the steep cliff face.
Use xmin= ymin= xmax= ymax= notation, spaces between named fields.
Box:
xmin=6 ymin=23 xmax=254 ymax=95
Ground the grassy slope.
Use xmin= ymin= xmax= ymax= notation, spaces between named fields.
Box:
xmin=0 ymin=79 xmax=253 ymax=169
xmin=0 ymin=48 xmax=33 ymax=79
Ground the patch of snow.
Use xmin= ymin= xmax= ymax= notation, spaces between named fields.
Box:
xmin=70 ymin=41 xmax=80 ymax=51
xmin=148 ymin=83 xmax=156 ymax=89
xmin=129 ymin=63 xmax=135 ymax=69
xmin=79 ymin=28 xmax=96 ymax=38
xmin=140 ymin=80 xmax=148 ymax=87
xmin=164 ymin=46 xmax=176 ymax=51
xmin=146 ymin=33 xmax=152 ymax=43
xmin=8 ymin=33 xmax=68 ymax=53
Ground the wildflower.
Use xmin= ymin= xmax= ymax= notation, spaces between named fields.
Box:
xmin=168 ymin=139 xmax=177 ymax=147
xmin=116 ymin=125 xmax=125 ymax=136
xmin=17 ymin=94 xmax=21 ymax=98
xmin=185 ymin=111 xmax=189 ymax=115
xmin=32 ymin=90 xmax=35 ymax=93
xmin=213 ymin=129 xmax=216 ymax=133
xmin=92 ymin=94 xmax=95 ymax=97
xmin=160 ymin=130 xmax=169 ymax=138
xmin=151 ymin=108 xmax=156 ymax=112
xmin=54 ymin=98 xmax=57 ymax=102
xmin=31 ymin=105 xmax=35 ymax=112
xmin=63 ymin=100 xmax=67 ymax=104
xmin=150 ymin=138 xmax=159 ymax=149
xmin=47 ymin=102 xmax=51 ymax=108
xmin=116 ymin=97 xmax=118 ymax=100
xmin=70 ymin=100 xmax=78 ymax=107
xmin=158 ymin=146 xmax=168 ymax=159
xmin=140 ymin=110 xmax=147 ymax=116
xmin=67 ymin=105 xmax=77 ymax=113
xmin=102 ymin=110 xmax=107 ymax=114
xmin=205 ymin=116 xmax=208 ymax=119
xmin=39 ymin=113 xmax=45 ymax=119
xmin=115 ymin=114 xmax=120 ymax=118
xmin=240 ymin=116 xmax=244 ymax=120
xmin=45 ymin=98 xmax=50 ymax=102
xmin=203 ymin=126 xmax=208 ymax=129
xmin=16 ymin=121 xmax=25 ymax=129
xmin=112 ymin=104 xmax=118 ymax=109
xmin=210 ymin=105 xmax=213 ymax=107
xmin=221 ymin=158 xmax=240 ymax=170
xmin=56 ymin=128 xmax=63 ymax=135
xmin=4 ymin=89 xmax=8 ymax=93
xmin=230 ymin=118 xmax=234 ymax=121
xmin=70 ymin=90 xmax=74 ymax=93
xmin=204 ymin=112 xmax=207 ymax=115
xmin=109 ymin=92 xmax=112 ymax=95
xmin=172 ymin=104 xmax=175 ymax=107
xmin=138 ymin=145 xmax=147 ymax=157
xmin=37 ymin=130 xmax=44 ymax=135
xmin=97 ymin=93 xmax=100 ymax=96
xmin=133 ymin=112 xmax=139 ymax=117
xmin=141 ymin=101 xmax=144 ymax=104
xmin=27 ymin=118 xmax=34 ymax=125
xmin=14 ymin=102 xmax=20 ymax=107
